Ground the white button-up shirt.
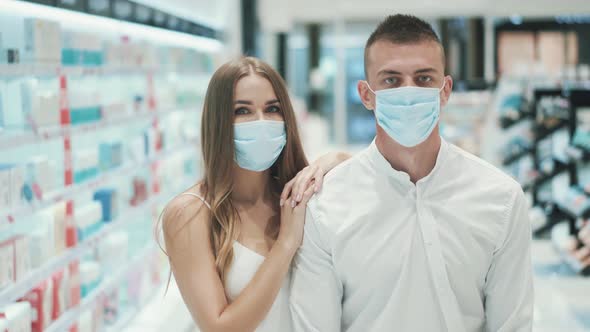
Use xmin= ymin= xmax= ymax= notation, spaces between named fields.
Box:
xmin=290 ymin=139 xmax=534 ymax=332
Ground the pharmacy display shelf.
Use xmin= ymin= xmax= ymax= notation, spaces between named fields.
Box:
xmin=104 ymin=279 xmax=165 ymax=332
xmin=45 ymin=244 xmax=156 ymax=332
xmin=0 ymin=188 xmax=170 ymax=306
xmin=0 ymin=63 xmax=213 ymax=78
xmin=552 ymin=223 xmax=589 ymax=276
xmin=0 ymin=107 xmax=198 ymax=150
xmin=0 ymin=138 xmax=198 ymax=227
xmin=123 ymin=279 xmax=195 ymax=332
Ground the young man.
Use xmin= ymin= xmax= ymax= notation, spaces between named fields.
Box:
xmin=290 ymin=14 xmax=533 ymax=332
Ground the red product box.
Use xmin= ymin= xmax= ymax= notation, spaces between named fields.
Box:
xmin=68 ymin=261 xmax=81 ymax=308
xmin=21 ymin=279 xmax=54 ymax=332
xmin=52 ymin=270 xmax=66 ymax=320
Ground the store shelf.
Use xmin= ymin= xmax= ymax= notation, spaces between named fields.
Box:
xmin=0 ymin=107 xmax=198 ymax=150
xmin=533 ymin=120 xmax=569 ymax=142
xmin=554 ymin=198 xmax=590 ymax=221
xmin=523 ymin=159 xmax=570 ymax=192
xmin=0 ymin=191 xmax=165 ymax=306
xmin=45 ymin=245 xmax=155 ymax=332
xmin=502 ymin=147 xmax=533 ymax=165
xmin=0 ymin=63 xmax=212 ymax=78
xmin=1 ymin=138 xmax=197 ymax=226
xmin=499 ymin=109 xmax=533 ymax=129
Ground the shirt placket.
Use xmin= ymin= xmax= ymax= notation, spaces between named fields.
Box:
xmin=415 ymin=186 xmax=466 ymax=332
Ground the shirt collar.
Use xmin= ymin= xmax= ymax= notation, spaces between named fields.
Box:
xmin=366 ymin=137 xmax=449 ymax=188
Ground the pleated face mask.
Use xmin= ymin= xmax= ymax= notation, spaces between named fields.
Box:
xmin=233 ymin=120 xmax=286 ymax=172
xmin=366 ymin=80 xmax=445 ymax=147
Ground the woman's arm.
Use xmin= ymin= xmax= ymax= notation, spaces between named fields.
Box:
xmin=281 ymin=151 xmax=352 ymax=207
xmin=163 ymin=189 xmax=313 ymax=332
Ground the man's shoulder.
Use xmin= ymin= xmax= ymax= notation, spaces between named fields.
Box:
xmin=307 ymin=149 xmax=374 ymax=225
xmin=447 ymin=143 xmax=521 ymax=191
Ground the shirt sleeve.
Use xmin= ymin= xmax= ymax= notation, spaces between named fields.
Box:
xmin=290 ymin=207 xmax=343 ymax=332
xmin=484 ymin=187 xmax=534 ymax=332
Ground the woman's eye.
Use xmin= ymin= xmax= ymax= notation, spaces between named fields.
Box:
xmin=266 ymin=105 xmax=281 ymax=113
xmin=234 ymin=107 xmax=250 ymax=115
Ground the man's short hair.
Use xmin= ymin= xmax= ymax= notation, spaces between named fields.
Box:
xmin=364 ymin=14 xmax=445 ymax=78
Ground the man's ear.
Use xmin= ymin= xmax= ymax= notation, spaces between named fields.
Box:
xmin=357 ymin=80 xmax=375 ymax=111
xmin=440 ymin=76 xmax=453 ymax=108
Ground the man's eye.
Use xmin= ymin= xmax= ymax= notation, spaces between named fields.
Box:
xmin=418 ymin=76 xmax=432 ymax=83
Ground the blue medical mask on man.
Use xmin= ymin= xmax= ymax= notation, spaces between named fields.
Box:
xmin=365 ymin=80 xmax=446 ymax=148
xmin=234 ymin=120 xmax=286 ymax=172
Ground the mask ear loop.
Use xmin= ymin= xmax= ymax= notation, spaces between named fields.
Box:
xmin=439 ymin=78 xmax=446 ymax=92
xmin=364 ymin=81 xmax=376 ymax=95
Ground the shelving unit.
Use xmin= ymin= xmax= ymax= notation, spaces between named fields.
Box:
xmin=1 ymin=138 xmax=198 ymax=228
xmin=0 ymin=1 xmax=221 ymax=330
xmin=44 ymin=244 xmax=156 ymax=332
xmin=500 ymin=87 xmax=590 ymax=274
xmin=0 ymin=107 xmax=197 ymax=150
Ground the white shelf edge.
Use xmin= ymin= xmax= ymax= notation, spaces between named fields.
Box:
xmin=1 ymin=138 xmax=198 ymax=225
xmin=44 ymin=245 xmax=155 ymax=332
xmin=0 ymin=191 xmax=164 ymax=306
xmin=0 ymin=107 xmax=199 ymax=150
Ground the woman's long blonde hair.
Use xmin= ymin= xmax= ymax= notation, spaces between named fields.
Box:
xmin=162 ymin=57 xmax=308 ymax=284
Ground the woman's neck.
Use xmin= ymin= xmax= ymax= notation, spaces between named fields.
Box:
xmin=231 ymin=164 xmax=275 ymax=206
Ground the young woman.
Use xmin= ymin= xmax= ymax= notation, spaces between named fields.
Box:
xmin=161 ymin=57 xmax=350 ymax=332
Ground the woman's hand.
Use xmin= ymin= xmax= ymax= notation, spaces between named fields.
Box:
xmin=280 ymin=151 xmax=351 ymax=208
xmin=276 ymin=186 xmax=315 ymax=253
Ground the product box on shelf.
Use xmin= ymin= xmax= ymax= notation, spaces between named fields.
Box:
xmin=73 ymin=150 xmax=99 ymax=184
xmin=79 ymin=261 xmax=101 ymax=298
xmin=97 ymin=232 xmax=128 ymax=273
xmin=103 ymin=288 xmax=119 ymax=325
xmin=0 ymin=301 xmax=32 ymax=332
xmin=98 ymin=142 xmax=123 ymax=171
xmin=51 ymin=270 xmax=67 ymax=320
xmin=62 ymin=31 xmax=103 ymax=67
xmin=67 ymin=261 xmax=81 ymax=308
xmin=21 ymin=79 xmax=60 ymax=129
xmin=26 ymin=157 xmax=58 ymax=202
xmin=22 ymin=279 xmax=54 ymax=332
xmin=0 ymin=164 xmax=27 ymax=210
xmin=74 ymin=202 xmax=102 ymax=241
xmin=0 ymin=237 xmax=15 ymax=289
xmin=0 ymin=80 xmax=26 ymax=129
xmin=130 ymin=177 xmax=147 ymax=207
xmin=13 ymin=236 xmax=31 ymax=281
xmin=23 ymin=18 xmax=61 ymax=64
xmin=0 ymin=165 xmax=12 ymax=210
xmin=77 ymin=310 xmax=93 ymax=332
xmin=93 ymin=188 xmax=117 ymax=222
xmin=0 ymin=15 xmax=26 ymax=64
xmin=29 ymin=207 xmax=56 ymax=269
xmin=54 ymin=201 xmax=67 ymax=254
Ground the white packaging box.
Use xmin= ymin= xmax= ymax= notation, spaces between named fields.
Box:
xmin=11 ymin=165 xmax=26 ymax=207
xmin=24 ymin=18 xmax=61 ymax=64
xmin=30 ymin=207 xmax=56 ymax=269
xmin=14 ymin=236 xmax=31 ymax=281
xmin=0 ymin=239 xmax=15 ymax=289
xmin=53 ymin=201 xmax=67 ymax=254
xmin=2 ymin=80 xmax=26 ymax=129
xmin=20 ymin=78 xmax=59 ymax=128
xmin=0 ymin=15 xmax=26 ymax=57
xmin=0 ymin=301 xmax=32 ymax=332
xmin=28 ymin=157 xmax=58 ymax=198
xmin=0 ymin=165 xmax=12 ymax=210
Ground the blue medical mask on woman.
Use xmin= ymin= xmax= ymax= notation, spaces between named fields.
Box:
xmin=234 ymin=120 xmax=287 ymax=172
xmin=366 ymin=80 xmax=446 ymax=148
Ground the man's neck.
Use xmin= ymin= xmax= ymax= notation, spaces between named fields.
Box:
xmin=375 ymin=127 xmax=442 ymax=184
